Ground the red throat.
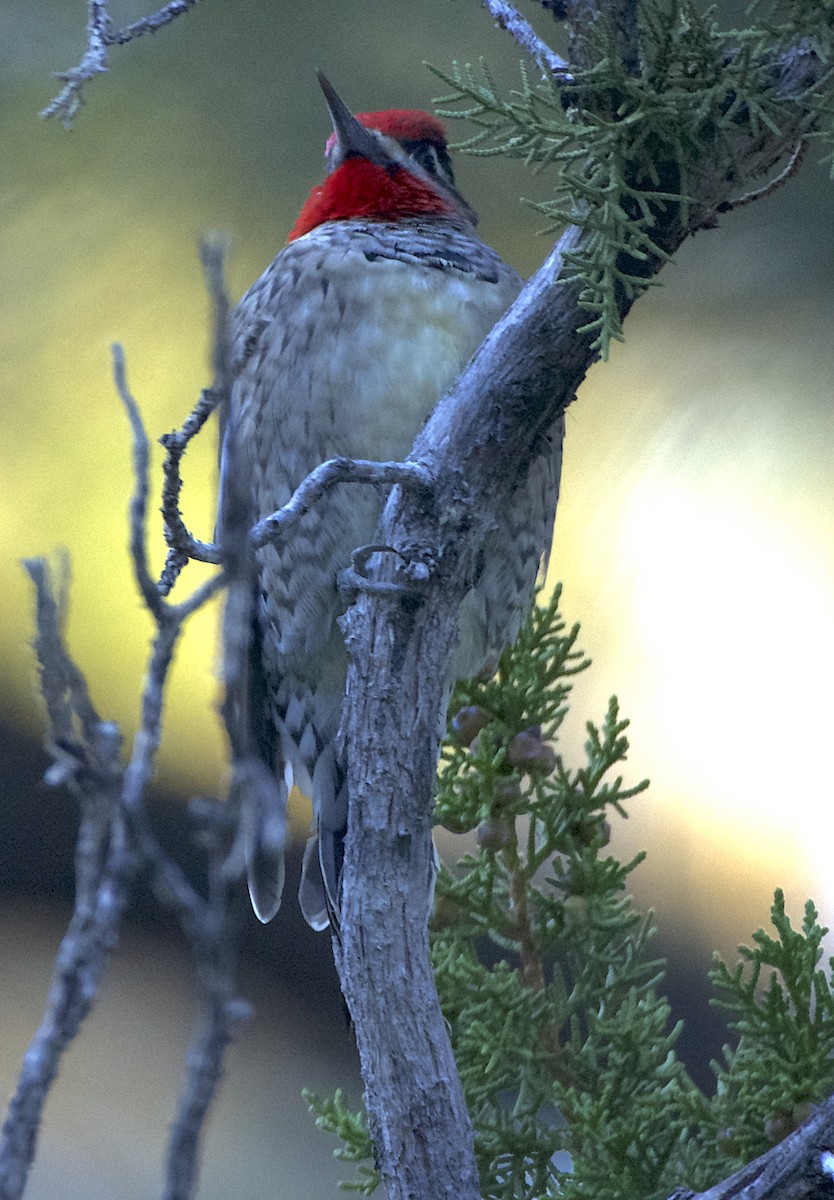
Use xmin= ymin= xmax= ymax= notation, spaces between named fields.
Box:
xmin=288 ymin=157 xmax=457 ymax=242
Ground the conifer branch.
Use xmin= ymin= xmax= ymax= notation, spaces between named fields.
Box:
xmin=479 ymin=0 xmax=572 ymax=79
xmin=336 ymin=9 xmax=833 ymax=1197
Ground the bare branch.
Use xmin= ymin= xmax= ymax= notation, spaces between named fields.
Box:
xmin=40 ymin=0 xmax=110 ymax=124
xmin=200 ymin=236 xmax=233 ymax=387
xmin=1 ymin=247 xmax=241 ymax=1200
xmin=108 ymin=0 xmax=200 ymax=46
xmin=138 ymin=799 xmax=251 ymax=1200
xmin=717 ymin=139 xmax=807 ymax=213
xmin=114 ymin=335 xmax=226 ymax=615
xmin=112 ymin=344 xmax=168 ymax=619
xmin=22 ymin=553 xmax=101 ymax=754
xmin=479 ymin=0 xmax=572 ymax=79
xmin=157 ymin=236 xmax=232 ymax=593
xmin=164 ymin=971 xmax=251 ymax=1200
xmin=1 ymin=554 xmax=238 ymax=1200
xmin=158 ymin=389 xmax=225 ymax=590
xmin=154 ymin=452 xmax=432 ymax=594
xmin=0 ymin=561 xmax=132 ymax=1200
xmin=170 ymin=569 xmax=227 ymax=620
xmin=250 ymin=458 xmax=433 ymax=549
xmin=41 ymin=0 xmax=200 ymax=125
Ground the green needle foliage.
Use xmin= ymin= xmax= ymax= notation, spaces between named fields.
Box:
xmin=428 ymin=0 xmax=834 ymax=356
xmin=431 ymin=587 xmax=693 ymax=1200
xmin=301 ymin=1089 xmax=378 ymax=1196
xmin=306 ymin=590 xmax=834 ymax=1198
xmin=706 ymin=891 xmax=834 ymax=1163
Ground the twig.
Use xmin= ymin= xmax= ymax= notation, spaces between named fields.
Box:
xmin=0 ymin=248 xmax=242 ymax=1200
xmin=158 ymin=453 xmax=432 ymax=591
xmin=147 ymin=800 xmax=252 ymax=1200
xmin=112 ymin=344 xmax=168 ymax=619
xmin=113 ymin=342 xmax=227 ymax=616
xmin=0 ymin=561 xmax=134 ymax=1200
xmin=39 ymin=1 xmax=110 ymax=124
xmin=41 ymin=0 xmax=200 ymax=125
xmin=200 ymin=237 xmax=232 ymax=387
xmin=717 ymin=139 xmax=807 ymax=213
xmin=157 ymin=390 xmax=225 ymax=592
xmin=25 ymin=552 xmax=101 ymax=750
xmin=156 ymin=237 xmax=232 ymax=594
xmin=479 ymin=0 xmax=572 ymax=79
xmin=250 ymin=458 xmax=433 ymax=549
xmin=109 ymin=0 xmax=200 ymax=45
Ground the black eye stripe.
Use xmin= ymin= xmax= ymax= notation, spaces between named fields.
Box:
xmin=399 ymin=138 xmax=457 ymax=189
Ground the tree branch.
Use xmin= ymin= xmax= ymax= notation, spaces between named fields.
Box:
xmin=250 ymin=458 xmax=432 ymax=548
xmin=0 ymin=253 xmax=237 ymax=1200
xmin=158 ymin=387 xmax=225 ymax=590
xmin=332 ymin=29 xmax=826 ymax=1200
xmin=108 ymin=0 xmax=200 ymax=45
xmin=684 ymin=1092 xmax=834 ymax=1200
xmin=0 ymin=560 xmax=129 ymax=1200
xmin=41 ymin=0 xmax=200 ymax=125
xmin=479 ymin=0 xmax=572 ymax=79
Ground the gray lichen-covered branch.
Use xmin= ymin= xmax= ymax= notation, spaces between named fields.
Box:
xmin=0 ymin=245 xmax=237 ymax=1200
xmin=41 ymin=0 xmax=200 ymax=125
xmin=332 ymin=5 xmax=833 ymax=1198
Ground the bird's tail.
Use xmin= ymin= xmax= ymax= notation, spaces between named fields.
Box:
xmin=238 ymin=756 xmax=288 ymax=923
xmin=298 ymin=745 xmax=347 ymax=932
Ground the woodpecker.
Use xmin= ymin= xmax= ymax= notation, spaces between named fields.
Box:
xmin=223 ymin=74 xmax=562 ymax=930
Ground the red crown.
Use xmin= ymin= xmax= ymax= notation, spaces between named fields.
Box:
xmin=324 ymin=109 xmax=448 ymax=156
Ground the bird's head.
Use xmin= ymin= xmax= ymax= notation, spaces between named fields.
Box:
xmin=288 ymin=72 xmax=478 ymax=242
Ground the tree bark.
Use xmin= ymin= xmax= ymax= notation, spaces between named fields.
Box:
xmin=686 ymin=1092 xmax=834 ymax=1200
xmin=333 ymin=31 xmax=825 ymax=1200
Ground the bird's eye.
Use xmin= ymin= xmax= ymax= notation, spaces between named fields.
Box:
xmin=401 ymin=138 xmax=457 ymax=190
xmin=421 ymin=144 xmax=441 ymax=174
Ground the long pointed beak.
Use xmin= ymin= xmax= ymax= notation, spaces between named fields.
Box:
xmin=317 ymin=70 xmax=390 ymax=166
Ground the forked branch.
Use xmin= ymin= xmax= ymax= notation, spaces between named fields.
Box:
xmin=41 ymin=0 xmax=200 ymax=125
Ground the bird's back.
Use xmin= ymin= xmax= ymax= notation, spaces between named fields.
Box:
xmin=224 ymin=81 xmax=562 ymax=929
xmin=232 ymin=213 xmax=523 ymax=714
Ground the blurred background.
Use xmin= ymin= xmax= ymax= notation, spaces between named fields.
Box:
xmin=1 ymin=1 xmax=833 ymax=1196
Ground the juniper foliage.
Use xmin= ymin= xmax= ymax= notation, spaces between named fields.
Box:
xmin=706 ymin=891 xmax=834 ymax=1163
xmin=429 ymin=0 xmax=834 ymax=356
xmin=306 ymin=590 xmax=833 ymax=1198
